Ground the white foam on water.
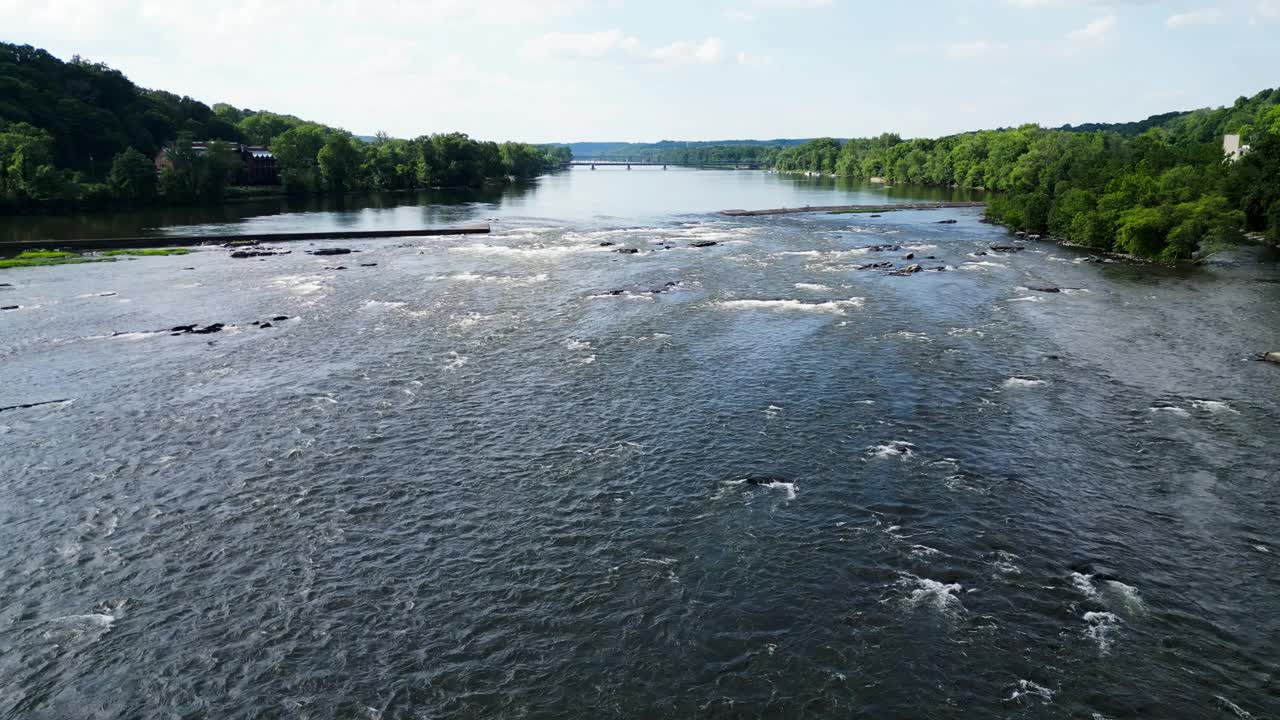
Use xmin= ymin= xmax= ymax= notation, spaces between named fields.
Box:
xmin=775 ymin=250 xmax=823 ymax=257
xmin=902 ymin=576 xmax=963 ymax=613
xmin=578 ymin=355 xmax=596 ymax=365
xmin=450 ymin=312 xmax=497 ymax=328
xmin=272 ymin=274 xmax=328 ymax=295
xmin=1071 ymin=572 xmax=1098 ymax=599
xmin=1003 ymin=377 xmax=1047 ymax=389
xmin=433 ymin=272 xmax=549 ymax=284
xmin=868 ymin=441 xmax=915 ymax=459
xmin=947 ymin=327 xmax=985 ymax=338
xmin=562 ymin=338 xmax=593 ymax=352
xmin=715 ymin=478 xmax=797 ymax=501
xmin=1215 ymin=696 xmax=1257 ymax=719
xmin=902 ymin=243 xmax=939 ymax=251
xmin=959 ymin=261 xmax=1009 ymax=271
xmin=450 ymin=243 xmax=596 ymax=257
xmin=893 ymin=331 xmax=931 ymax=342
xmin=1101 ymin=580 xmax=1145 ymax=615
xmin=1006 ymin=679 xmax=1054 ymax=704
xmin=42 ymin=612 xmax=118 ymax=645
xmin=794 ymin=283 xmax=832 ymax=292
xmin=910 ymin=544 xmax=942 ymax=559
xmin=1190 ymin=399 xmax=1239 ymax=415
xmin=1254 ymin=545 xmax=1269 ymax=553
xmin=363 ymin=300 xmax=406 ymax=310
xmin=111 ymin=331 xmax=162 ymax=341
xmin=444 ymin=351 xmax=468 ymax=370
xmin=1083 ymin=611 xmax=1121 ymax=653
xmin=1148 ymin=406 xmax=1191 ymax=418
xmin=992 ymin=551 xmax=1022 ymax=575
xmin=1009 ymin=295 xmax=1048 ymax=303
xmin=1061 ymin=288 xmax=1092 ymax=295
xmin=716 ymin=297 xmax=864 ymax=315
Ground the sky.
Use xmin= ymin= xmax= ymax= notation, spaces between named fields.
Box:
xmin=1 ymin=0 xmax=1278 ymax=143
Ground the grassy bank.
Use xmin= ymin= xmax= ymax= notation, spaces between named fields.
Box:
xmin=0 ymin=247 xmax=189 ymax=269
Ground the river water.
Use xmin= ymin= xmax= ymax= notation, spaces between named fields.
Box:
xmin=1 ymin=169 xmax=1278 ymax=719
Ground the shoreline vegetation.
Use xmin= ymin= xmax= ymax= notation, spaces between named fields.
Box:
xmin=768 ymin=89 xmax=1280 ymax=261
xmin=0 ymin=42 xmax=571 ymax=215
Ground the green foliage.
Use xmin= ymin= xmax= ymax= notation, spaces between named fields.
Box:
xmin=0 ymin=42 xmax=568 ymax=213
xmin=107 ymin=147 xmax=157 ymax=201
xmin=772 ymin=90 xmax=1280 ymax=259
xmin=0 ymin=249 xmax=115 ymax=269
xmin=101 ymin=247 xmax=190 ymax=256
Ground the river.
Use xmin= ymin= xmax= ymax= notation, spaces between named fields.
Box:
xmin=1 ymin=168 xmax=1278 ymax=719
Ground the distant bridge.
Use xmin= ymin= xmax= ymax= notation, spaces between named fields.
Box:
xmin=568 ymin=156 xmax=764 ymax=170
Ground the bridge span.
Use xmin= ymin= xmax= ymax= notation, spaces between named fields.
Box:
xmin=568 ymin=157 xmax=764 ymax=170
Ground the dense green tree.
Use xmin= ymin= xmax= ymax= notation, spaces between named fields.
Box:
xmin=317 ymin=135 xmax=361 ymax=192
xmin=107 ymin=147 xmax=157 ymax=201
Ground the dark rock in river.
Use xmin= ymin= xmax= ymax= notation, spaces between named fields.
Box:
xmin=990 ymin=244 xmax=1025 ymax=253
xmin=598 ymin=241 xmax=616 ymax=247
xmin=231 ymin=249 xmax=289 ymax=259
xmin=889 ymin=264 xmax=923 ymax=276
xmin=258 ymin=322 xmax=273 ymax=329
xmin=904 ymin=253 xmax=914 ymax=260
xmin=171 ymin=323 xmax=224 ymax=335
xmin=272 ymin=316 xmax=290 ymax=322
xmin=936 ymin=219 xmax=958 ymax=224
xmin=309 ymin=248 xmax=353 ymax=256
xmin=690 ymin=240 xmax=718 ymax=248
xmin=1264 ymin=352 xmax=1280 ymax=364
xmin=1028 ymin=234 xmax=1043 ymax=241
xmin=973 ymin=251 xmax=988 ymax=256
xmin=360 ymin=263 xmax=377 ymax=267
xmin=862 ymin=244 xmax=902 ymax=252
xmin=324 ymin=266 xmax=348 ymax=270
xmin=1 ymin=305 xmax=18 ymax=311
xmin=869 ymin=214 xmax=882 ymax=218
xmin=614 ymin=248 xmax=639 ymax=254
xmin=1028 ymin=286 xmax=1061 ymax=293
xmin=853 ymin=261 xmax=895 ymax=271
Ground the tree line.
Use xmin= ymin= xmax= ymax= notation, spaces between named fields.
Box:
xmin=0 ymin=42 xmax=570 ymax=213
xmin=772 ymin=88 xmax=1280 ymax=259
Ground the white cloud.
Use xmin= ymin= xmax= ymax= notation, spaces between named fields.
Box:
xmin=1166 ymin=8 xmax=1222 ymax=26
xmin=523 ymin=30 xmax=725 ymax=65
xmin=652 ymin=37 xmax=724 ymax=64
xmin=1256 ymin=0 xmax=1280 ymax=17
xmin=522 ymin=29 xmax=641 ymax=59
xmin=1067 ymin=14 xmax=1116 ymax=45
xmin=724 ymin=8 xmax=757 ymax=21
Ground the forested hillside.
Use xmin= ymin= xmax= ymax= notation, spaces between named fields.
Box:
xmin=773 ymin=89 xmax=1280 ymax=259
xmin=0 ymin=43 xmax=570 ymax=212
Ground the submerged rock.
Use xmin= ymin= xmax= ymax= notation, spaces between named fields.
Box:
xmin=904 ymin=253 xmax=914 ymax=260
xmin=272 ymin=316 xmax=290 ymax=322
xmin=1028 ymin=286 xmax=1061 ymax=293
xmin=869 ymin=214 xmax=882 ymax=218
xmin=360 ymin=263 xmax=378 ymax=267
xmin=690 ymin=240 xmax=718 ymax=248
xmin=889 ymin=264 xmax=923 ymax=276
xmin=973 ymin=251 xmax=988 ymax=256
xmin=862 ymin=244 xmax=902 ymax=252
xmin=853 ymin=261 xmax=895 ymax=270
xmin=990 ymin=244 xmax=1025 ymax=253
xmin=598 ymin=241 xmax=616 ymax=247
xmin=936 ymin=219 xmax=958 ymax=224
xmin=1 ymin=305 xmax=18 ymax=311
xmin=613 ymin=248 xmax=639 ymax=255
xmin=308 ymin=248 xmax=353 ymax=256
xmin=231 ymin=249 xmax=288 ymax=259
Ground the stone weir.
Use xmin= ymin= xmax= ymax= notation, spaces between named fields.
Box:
xmin=0 ymin=223 xmax=491 ymax=253
xmin=720 ymin=202 xmax=987 ymax=217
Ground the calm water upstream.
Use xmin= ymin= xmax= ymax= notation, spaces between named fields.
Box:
xmin=1 ymin=168 xmax=1278 ymax=719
